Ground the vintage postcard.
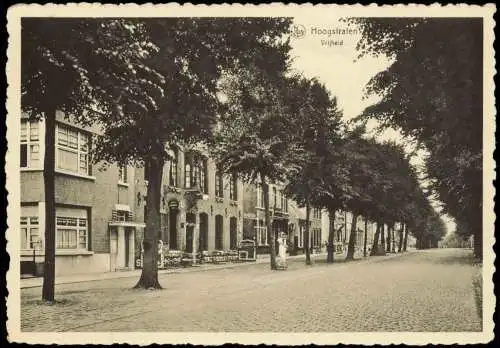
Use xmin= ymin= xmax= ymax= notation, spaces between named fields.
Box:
xmin=5 ymin=3 xmax=496 ymax=345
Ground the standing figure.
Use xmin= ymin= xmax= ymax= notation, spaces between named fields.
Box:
xmin=277 ymin=233 xmax=288 ymax=268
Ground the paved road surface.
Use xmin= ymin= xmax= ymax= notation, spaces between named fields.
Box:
xmin=21 ymin=248 xmax=481 ymax=332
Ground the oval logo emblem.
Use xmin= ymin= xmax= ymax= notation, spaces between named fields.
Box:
xmin=290 ymin=24 xmax=306 ymax=39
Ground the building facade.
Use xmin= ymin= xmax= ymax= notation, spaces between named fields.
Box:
xmin=242 ymin=183 xmax=290 ymax=254
xmin=241 ymin=182 xmax=324 ymax=255
xmin=140 ymin=144 xmax=244 ymax=258
xmin=20 ymin=113 xmax=243 ymax=277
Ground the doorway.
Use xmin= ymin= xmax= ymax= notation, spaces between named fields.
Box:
xmin=230 ymin=217 xmax=237 ymax=250
xmin=215 ymin=215 xmax=223 ymax=250
xmin=199 ymin=213 xmax=208 ymax=251
xmin=125 ymin=227 xmax=132 ymax=267
xmin=186 ymin=213 xmax=196 ymax=253
xmin=186 ymin=226 xmax=194 ymax=253
xmin=169 ymin=208 xmax=178 ymax=250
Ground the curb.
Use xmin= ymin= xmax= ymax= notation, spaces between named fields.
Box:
xmin=20 ymin=253 xmax=328 ymax=289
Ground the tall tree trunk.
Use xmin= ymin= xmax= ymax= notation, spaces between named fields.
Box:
xmin=135 ymin=154 xmax=164 ymax=289
xmin=398 ymin=223 xmax=404 ymax=252
xmin=304 ymin=203 xmax=312 ymax=265
xmin=346 ymin=212 xmax=358 ymax=260
xmin=402 ymin=224 xmax=409 ymax=252
xmin=380 ymin=223 xmax=386 ymax=255
xmin=370 ymin=222 xmax=380 ymax=256
xmin=327 ymin=208 xmax=335 ymax=263
xmin=343 ymin=211 xmax=347 ymax=243
xmin=386 ymin=224 xmax=392 ymax=253
xmin=391 ymin=225 xmax=396 ymax=252
xmin=363 ymin=216 xmax=368 ymax=257
xmin=42 ymin=108 xmax=56 ymax=302
xmin=261 ymin=175 xmax=277 ymax=270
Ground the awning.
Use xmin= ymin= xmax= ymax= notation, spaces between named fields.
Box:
xmin=114 ymin=204 xmax=131 ymax=212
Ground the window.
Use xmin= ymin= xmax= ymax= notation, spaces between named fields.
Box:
xmin=215 ymin=170 xmax=224 ymax=198
xmin=272 ymin=187 xmax=277 ymax=208
xmin=20 ymin=216 xmax=40 ymax=249
xmin=185 ymin=163 xmax=192 ymax=189
xmin=185 ymin=153 xmax=207 ymax=192
xmin=256 ymin=185 xmax=263 ymax=208
xmin=118 ymin=165 xmax=128 ymax=184
xmin=56 ymin=216 xmax=88 ymax=250
xmin=312 ymin=229 xmax=322 ymax=247
xmin=169 ymin=149 xmax=178 ymax=187
xmin=20 ymin=120 xmax=41 ymax=168
xmin=282 ymin=195 xmax=288 ymax=213
xmin=276 ymin=190 xmax=283 ymax=210
xmin=56 ymin=123 xmax=91 ymax=176
xmin=229 ymin=173 xmax=238 ymax=201
xmin=298 ymin=225 xmax=304 ymax=248
xmin=313 ymin=208 xmax=321 ymax=220
xmin=255 ymin=219 xmax=267 ymax=246
xmin=198 ymin=157 xmax=208 ymax=193
xmin=192 ymin=160 xmax=199 ymax=188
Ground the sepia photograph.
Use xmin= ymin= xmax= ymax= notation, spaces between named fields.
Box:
xmin=5 ymin=3 xmax=496 ymax=345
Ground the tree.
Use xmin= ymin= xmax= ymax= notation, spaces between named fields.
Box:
xmin=212 ymin=67 xmax=307 ymax=270
xmin=350 ymin=18 xmax=483 ymax=260
xmin=402 ymin=223 xmax=409 ymax=252
xmin=283 ymin=77 xmax=345 ymax=265
xmin=21 ymin=18 xmax=162 ymax=301
xmin=363 ymin=217 xmax=368 ymax=257
xmin=370 ymin=222 xmax=381 ymax=256
xmin=93 ymin=18 xmax=293 ymax=285
xmin=397 ymin=222 xmax=405 ymax=252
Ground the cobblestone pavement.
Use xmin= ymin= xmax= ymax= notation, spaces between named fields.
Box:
xmin=21 ymin=249 xmax=481 ymax=332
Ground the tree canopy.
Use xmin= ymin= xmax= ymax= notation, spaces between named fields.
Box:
xmin=348 ymin=17 xmax=482 ymax=258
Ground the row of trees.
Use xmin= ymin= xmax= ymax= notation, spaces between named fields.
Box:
xmin=211 ymin=63 xmax=446 ymax=268
xmin=22 ymin=17 xmax=448 ymax=301
xmin=348 ymin=18 xmax=483 ymax=260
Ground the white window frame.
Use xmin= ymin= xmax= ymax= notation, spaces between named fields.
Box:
xmin=254 ymin=219 xmax=267 ymax=246
xmin=199 ymin=158 xmax=208 ymax=193
xmin=229 ymin=173 xmax=237 ymax=201
xmin=20 ymin=216 xmax=40 ymax=250
xmin=256 ymin=185 xmax=263 ymax=208
xmin=118 ymin=165 xmax=128 ymax=184
xmin=282 ymin=196 xmax=288 ymax=213
xmin=168 ymin=150 xmax=178 ymax=187
xmin=312 ymin=228 xmax=322 ymax=247
xmin=20 ymin=119 xmax=42 ymax=169
xmin=56 ymin=123 xmax=91 ymax=177
xmin=56 ymin=209 xmax=88 ymax=251
xmin=215 ymin=170 xmax=224 ymax=198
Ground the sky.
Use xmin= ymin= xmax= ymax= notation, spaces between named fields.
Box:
xmin=286 ymin=16 xmax=456 ymax=234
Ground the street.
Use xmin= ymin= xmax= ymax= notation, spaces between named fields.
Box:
xmin=21 ymin=248 xmax=481 ymax=332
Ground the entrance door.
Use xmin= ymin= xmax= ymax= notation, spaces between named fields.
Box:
xmin=230 ymin=217 xmax=237 ymax=250
xmin=186 ymin=226 xmax=193 ymax=253
xmin=199 ymin=213 xmax=208 ymax=251
xmin=125 ymin=227 xmax=131 ymax=267
xmin=169 ymin=209 xmax=178 ymax=249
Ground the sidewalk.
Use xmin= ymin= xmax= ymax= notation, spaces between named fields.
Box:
xmin=20 ymin=252 xmax=327 ymax=289
xmin=20 ymin=250 xmax=407 ymax=289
